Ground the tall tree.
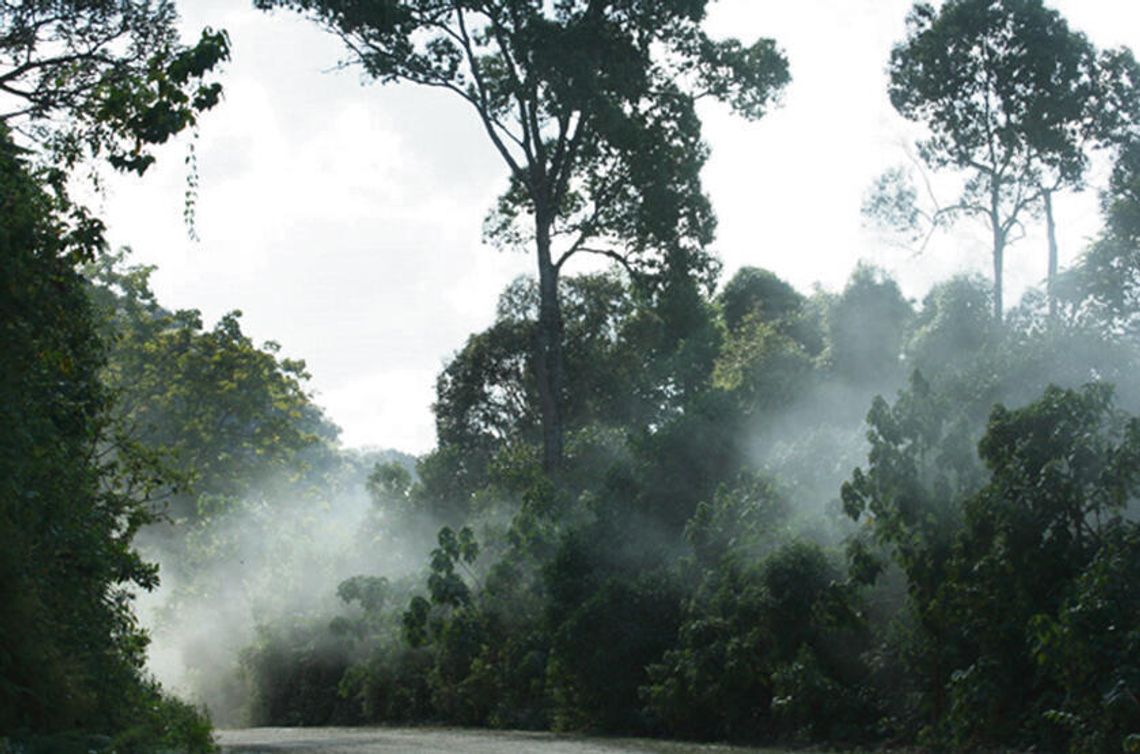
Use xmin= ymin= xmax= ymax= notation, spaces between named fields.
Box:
xmin=884 ymin=0 xmax=1138 ymax=321
xmin=255 ymin=0 xmax=789 ymax=471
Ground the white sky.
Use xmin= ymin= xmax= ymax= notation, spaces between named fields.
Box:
xmin=96 ymin=0 xmax=1140 ymax=455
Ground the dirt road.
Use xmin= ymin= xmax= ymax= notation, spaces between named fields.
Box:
xmin=217 ymin=727 xmax=787 ymax=753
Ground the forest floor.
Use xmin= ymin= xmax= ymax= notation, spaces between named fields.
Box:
xmin=217 ymin=727 xmax=798 ymax=753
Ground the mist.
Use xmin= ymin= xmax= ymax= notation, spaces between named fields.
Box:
xmin=127 ymin=448 xmax=423 ymax=724
xmin=76 ymin=148 xmax=1140 ymax=750
xmin=107 ymin=233 xmax=1139 ymax=741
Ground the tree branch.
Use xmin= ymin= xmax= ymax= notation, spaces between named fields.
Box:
xmin=555 ymin=245 xmax=637 ymax=278
xmin=449 ymin=4 xmax=530 ymax=174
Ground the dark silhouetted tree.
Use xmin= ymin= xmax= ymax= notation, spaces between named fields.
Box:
xmin=883 ymin=0 xmax=1138 ymax=320
xmin=255 ymin=0 xmax=789 ymax=470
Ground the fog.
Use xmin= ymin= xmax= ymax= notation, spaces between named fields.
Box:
xmin=132 ymin=450 xmax=432 ymax=725
xmin=122 ymin=250 xmax=1140 ymax=735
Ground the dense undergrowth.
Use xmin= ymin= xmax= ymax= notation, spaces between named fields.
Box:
xmin=0 ymin=129 xmax=217 ymax=753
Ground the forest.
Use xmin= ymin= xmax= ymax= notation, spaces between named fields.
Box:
xmin=3 ymin=1 xmax=1140 ymax=753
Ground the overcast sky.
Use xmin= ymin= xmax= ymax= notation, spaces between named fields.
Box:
xmin=96 ymin=0 xmax=1140 ymax=455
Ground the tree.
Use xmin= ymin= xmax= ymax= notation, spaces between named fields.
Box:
xmin=86 ymin=253 xmax=338 ymax=523
xmin=1067 ymin=138 xmax=1140 ymax=332
xmin=844 ymin=377 xmax=1140 ymax=750
xmin=905 ymin=274 xmax=996 ymax=377
xmin=718 ymin=266 xmax=805 ymax=333
xmin=826 ymin=264 xmax=912 ymax=386
xmin=1032 ymin=522 xmax=1140 ymax=754
xmin=712 ymin=316 xmax=813 ymax=416
xmin=938 ymin=383 xmax=1140 ymax=748
xmin=0 ymin=5 xmax=228 ymax=747
xmin=255 ymin=0 xmax=789 ymax=471
xmin=1 ymin=0 xmax=229 ymax=175
xmin=883 ymin=0 xmax=1138 ymax=321
xmin=647 ymin=473 xmax=869 ymax=743
xmin=1105 ymin=137 xmax=1140 ymax=244
xmin=841 ymin=371 xmax=985 ymax=728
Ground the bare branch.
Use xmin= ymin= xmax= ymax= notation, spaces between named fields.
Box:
xmin=556 ymin=245 xmax=637 ymax=278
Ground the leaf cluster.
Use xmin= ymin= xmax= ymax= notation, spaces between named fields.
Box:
xmin=1 ymin=1 xmax=229 ymax=173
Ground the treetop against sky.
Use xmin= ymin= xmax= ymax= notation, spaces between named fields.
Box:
xmin=97 ymin=0 xmax=1140 ymax=453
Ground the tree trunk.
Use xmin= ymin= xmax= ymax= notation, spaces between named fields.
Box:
xmin=533 ymin=213 xmax=564 ymax=473
xmin=991 ymin=190 xmax=1004 ymax=323
xmin=1044 ymin=189 xmax=1058 ymax=318
xmin=992 ymin=237 xmax=1004 ymax=322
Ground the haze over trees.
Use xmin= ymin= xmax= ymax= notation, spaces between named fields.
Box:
xmin=871 ymin=0 xmax=1140 ymax=319
xmin=4 ymin=2 xmax=1140 ymax=754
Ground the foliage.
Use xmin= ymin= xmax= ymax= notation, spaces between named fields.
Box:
xmin=548 ymin=571 xmax=680 ymax=733
xmin=1032 ymin=523 xmax=1140 ymax=754
xmin=890 ymin=0 xmax=1101 ymax=182
xmin=826 ymin=263 xmax=912 ymax=386
xmin=712 ymin=269 xmax=817 ymax=415
xmin=841 ymin=370 xmax=985 ymax=730
xmin=1066 ymin=139 xmax=1140 ymax=333
xmin=718 ymin=266 xmax=806 ymax=333
xmin=37 ymin=4 xmax=1140 ymax=749
xmin=433 ymin=273 xmax=645 ymax=475
xmin=0 ymin=124 xmax=213 ymax=751
xmin=87 ymin=252 xmax=337 ymax=521
xmin=845 ymin=371 xmax=1140 ymax=751
xmin=427 ymin=268 xmax=726 ymax=525
xmin=938 ymin=383 xmax=1140 ymax=749
xmin=240 ymin=619 xmax=361 ymax=727
xmin=1107 ymin=138 xmax=1140 ymax=243
xmin=906 ymin=275 xmax=996 ymax=378
xmin=82 ymin=251 xmax=399 ymax=730
xmin=646 ymin=474 xmax=871 ymax=743
xmin=152 ymin=198 xmax=1140 ymax=751
xmin=0 ymin=0 xmax=229 ymax=174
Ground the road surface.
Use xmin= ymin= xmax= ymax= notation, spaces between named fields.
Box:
xmin=217 ymin=727 xmax=790 ymax=753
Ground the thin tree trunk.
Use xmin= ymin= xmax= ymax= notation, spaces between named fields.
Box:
xmin=1044 ymin=189 xmax=1058 ymax=318
xmin=991 ymin=188 xmax=1004 ymax=323
xmin=993 ymin=238 xmax=1004 ymax=322
xmin=533 ymin=213 xmax=564 ymax=473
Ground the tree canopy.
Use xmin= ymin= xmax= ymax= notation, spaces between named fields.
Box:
xmin=0 ymin=122 xmax=216 ymax=752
